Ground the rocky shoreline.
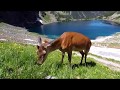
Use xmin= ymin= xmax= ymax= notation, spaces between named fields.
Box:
xmin=0 ymin=22 xmax=51 ymax=45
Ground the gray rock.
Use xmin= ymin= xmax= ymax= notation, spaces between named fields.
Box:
xmin=44 ymin=75 xmax=57 ymax=79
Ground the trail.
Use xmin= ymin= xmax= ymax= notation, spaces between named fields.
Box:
xmin=74 ymin=49 xmax=120 ymax=72
xmin=90 ymin=46 xmax=120 ymax=61
xmin=88 ymin=55 xmax=120 ymax=72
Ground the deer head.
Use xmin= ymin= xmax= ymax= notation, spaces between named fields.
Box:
xmin=36 ymin=36 xmax=51 ymax=65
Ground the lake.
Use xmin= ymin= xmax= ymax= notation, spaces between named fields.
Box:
xmin=29 ymin=20 xmax=120 ymax=40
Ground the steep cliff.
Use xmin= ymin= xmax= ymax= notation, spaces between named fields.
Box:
xmin=0 ymin=11 xmax=43 ymax=28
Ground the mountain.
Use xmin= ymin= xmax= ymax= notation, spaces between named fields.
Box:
xmin=0 ymin=11 xmax=119 ymax=29
xmin=0 ymin=11 xmax=43 ymax=28
xmin=40 ymin=11 xmax=116 ymax=23
xmin=106 ymin=11 xmax=120 ymax=24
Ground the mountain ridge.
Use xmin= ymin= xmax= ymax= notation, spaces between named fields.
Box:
xmin=0 ymin=11 xmax=119 ymax=28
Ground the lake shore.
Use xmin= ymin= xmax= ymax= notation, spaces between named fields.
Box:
xmin=43 ymin=18 xmax=120 ymax=26
xmin=92 ymin=32 xmax=120 ymax=49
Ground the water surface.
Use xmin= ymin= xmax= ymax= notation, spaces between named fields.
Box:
xmin=29 ymin=20 xmax=120 ymax=40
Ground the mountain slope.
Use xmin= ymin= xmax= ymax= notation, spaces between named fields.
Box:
xmin=41 ymin=11 xmax=116 ymax=23
xmin=0 ymin=11 xmax=119 ymax=28
xmin=106 ymin=11 xmax=120 ymax=24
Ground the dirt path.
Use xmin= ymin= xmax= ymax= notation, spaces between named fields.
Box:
xmin=74 ymin=52 xmax=120 ymax=72
xmin=90 ymin=46 xmax=120 ymax=61
xmin=88 ymin=55 xmax=120 ymax=72
xmin=0 ymin=22 xmax=50 ymax=45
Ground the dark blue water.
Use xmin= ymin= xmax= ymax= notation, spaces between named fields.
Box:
xmin=29 ymin=20 xmax=120 ymax=40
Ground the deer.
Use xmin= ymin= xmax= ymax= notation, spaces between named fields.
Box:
xmin=36 ymin=32 xmax=92 ymax=67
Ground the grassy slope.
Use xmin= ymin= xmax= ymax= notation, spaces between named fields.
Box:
xmin=0 ymin=41 xmax=120 ymax=79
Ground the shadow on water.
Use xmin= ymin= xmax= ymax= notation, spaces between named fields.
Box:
xmin=27 ymin=26 xmax=43 ymax=34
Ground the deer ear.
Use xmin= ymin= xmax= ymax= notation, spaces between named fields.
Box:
xmin=43 ymin=39 xmax=49 ymax=43
xmin=46 ymin=44 xmax=51 ymax=47
xmin=38 ymin=36 xmax=42 ymax=46
xmin=47 ymin=44 xmax=51 ymax=47
xmin=37 ymin=45 xmax=39 ymax=49
xmin=43 ymin=43 xmax=51 ymax=49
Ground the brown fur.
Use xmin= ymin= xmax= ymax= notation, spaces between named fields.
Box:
xmin=36 ymin=32 xmax=92 ymax=66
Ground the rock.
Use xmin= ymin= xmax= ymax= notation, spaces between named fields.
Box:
xmin=0 ymin=39 xmax=7 ymax=41
xmin=44 ymin=75 xmax=57 ymax=79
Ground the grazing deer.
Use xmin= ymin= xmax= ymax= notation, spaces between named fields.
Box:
xmin=36 ymin=32 xmax=92 ymax=67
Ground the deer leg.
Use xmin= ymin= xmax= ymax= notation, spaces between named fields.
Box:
xmin=79 ymin=51 xmax=84 ymax=65
xmin=84 ymin=52 xmax=88 ymax=66
xmin=67 ymin=51 xmax=72 ymax=67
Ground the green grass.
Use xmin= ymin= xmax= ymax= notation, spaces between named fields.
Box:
xmin=0 ymin=41 xmax=120 ymax=79
xmin=44 ymin=14 xmax=51 ymax=22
